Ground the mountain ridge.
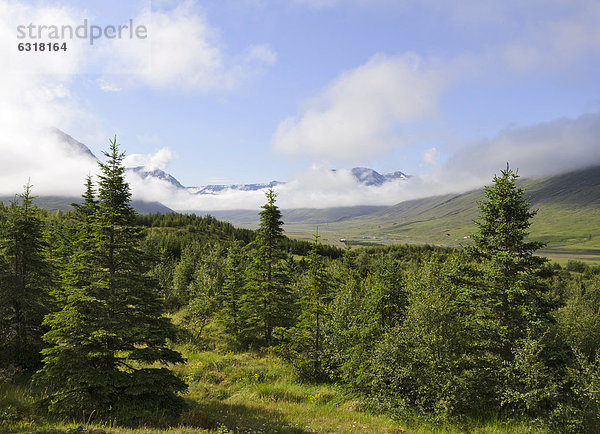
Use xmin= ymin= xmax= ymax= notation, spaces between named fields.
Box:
xmin=53 ymin=129 xmax=409 ymax=194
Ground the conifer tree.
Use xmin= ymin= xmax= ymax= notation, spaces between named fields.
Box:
xmin=221 ymin=240 xmax=245 ymax=340
xmin=275 ymin=230 xmax=331 ymax=379
xmin=303 ymin=230 xmax=331 ymax=377
xmin=244 ymin=189 xmax=293 ymax=346
xmin=36 ymin=138 xmax=186 ymax=423
xmin=60 ymin=176 xmax=98 ymax=300
xmin=0 ymin=182 xmax=51 ymax=370
xmin=470 ymin=164 xmax=555 ymax=358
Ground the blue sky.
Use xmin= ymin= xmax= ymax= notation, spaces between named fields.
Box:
xmin=2 ymin=0 xmax=600 ymax=209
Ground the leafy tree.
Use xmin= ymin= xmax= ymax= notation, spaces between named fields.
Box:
xmin=501 ymin=334 xmax=561 ymax=420
xmin=178 ymin=242 xmax=226 ymax=346
xmin=172 ymin=242 xmax=202 ymax=306
xmin=370 ymin=255 xmax=494 ymax=416
xmin=0 ymin=182 xmax=51 ymax=370
xmin=555 ymin=276 xmax=600 ymax=360
xmin=36 ymin=138 xmax=186 ymax=424
xmin=303 ymin=230 xmax=331 ymax=377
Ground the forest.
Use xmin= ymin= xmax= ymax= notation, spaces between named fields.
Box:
xmin=1 ymin=141 xmax=600 ymax=433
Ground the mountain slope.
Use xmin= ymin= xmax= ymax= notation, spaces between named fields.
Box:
xmin=50 ymin=128 xmax=98 ymax=162
xmin=320 ymin=165 xmax=600 ymax=260
xmin=128 ymin=166 xmax=185 ymax=189
xmin=205 ymin=205 xmax=387 ymax=228
xmin=0 ymin=196 xmax=174 ymax=215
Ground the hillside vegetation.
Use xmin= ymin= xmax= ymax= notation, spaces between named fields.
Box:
xmin=304 ymin=165 xmax=600 ymax=263
xmin=3 ymin=145 xmax=600 ymax=433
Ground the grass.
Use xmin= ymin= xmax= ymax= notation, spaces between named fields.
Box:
xmin=0 ymin=347 xmax=549 ymax=433
xmin=174 ymin=348 xmax=404 ymax=433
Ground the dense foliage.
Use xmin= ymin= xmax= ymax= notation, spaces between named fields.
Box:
xmin=1 ymin=159 xmax=600 ymax=431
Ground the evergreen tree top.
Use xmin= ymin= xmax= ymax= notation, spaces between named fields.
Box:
xmin=97 ymin=136 xmax=136 ymax=225
xmin=257 ymin=188 xmax=284 ymax=240
xmin=472 ymin=163 xmax=543 ymax=258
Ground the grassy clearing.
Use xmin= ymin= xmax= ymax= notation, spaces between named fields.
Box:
xmin=1 ymin=348 xmax=548 ymax=433
xmin=175 ymin=348 xmax=404 ymax=433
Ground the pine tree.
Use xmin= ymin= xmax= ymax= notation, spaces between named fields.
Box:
xmin=303 ymin=230 xmax=331 ymax=377
xmin=275 ymin=230 xmax=332 ymax=379
xmin=0 ymin=182 xmax=51 ymax=370
xmin=221 ymin=240 xmax=245 ymax=341
xmin=470 ymin=164 xmax=555 ymax=358
xmin=243 ymin=189 xmax=293 ymax=346
xmin=36 ymin=138 xmax=186 ymax=423
xmin=61 ymin=176 xmax=98 ymax=299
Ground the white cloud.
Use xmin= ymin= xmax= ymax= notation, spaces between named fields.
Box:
xmin=0 ymin=2 xmax=99 ymax=197
xmin=395 ymin=113 xmax=600 ymax=203
xmin=245 ymin=44 xmax=277 ymax=65
xmin=126 ymin=113 xmax=600 ymax=211
xmin=124 ymin=148 xmax=174 ymax=171
xmin=272 ymin=53 xmax=446 ymax=162
xmin=443 ymin=113 xmax=600 ymax=179
xmin=98 ymin=1 xmax=276 ymax=92
xmin=501 ymin=1 xmax=600 ymax=73
xmin=125 ymin=165 xmax=414 ymax=211
xmin=419 ymin=147 xmax=439 ymax=168
xmin=0 ymin=0 xmax=274 ymax=198
xmin=96 ymin=79 xmax=122 ymax=92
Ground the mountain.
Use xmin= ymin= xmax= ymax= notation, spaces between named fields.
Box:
xmin=346 ymin=167 xmax=409 ymax=186
xmin=11 ymin=130 xmax=600 ymax=262
xmin=50 ymin=128 xmax=98 ymax=162
xmin=186 ymin=168 xmax=407 ymax=195
xmin=188 ymin=181 xmax=283 ymax=195
xmin=383 ymin=170 xmax=410 ymax=182
xmin=316 ymin=165 xmax=600 ymax=262
xmin=50 ymin=130 xmax=409 ymax=197
xmin=8 ymin=129 xmax=175 ymax=215
xmin=206 ymin=165 xmax=600 ymax=263
xmin=128 ymin=166 xmax=185 ymax=189
xmin=206 ymin=205 xmax=387 ymax=228
xmin=0 ymin=195 xmax=174 ymax=215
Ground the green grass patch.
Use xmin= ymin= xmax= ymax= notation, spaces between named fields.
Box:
xmin=0 ymin=348 xmax=552 ymax=433
xmin=175 ymin=349 xmax=403 ymax=432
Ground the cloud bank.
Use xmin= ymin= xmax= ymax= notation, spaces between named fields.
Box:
xmin=0 ymin=2 xmax=98 ymax=197
xmin=0 ymin=0 xmax=275 ymax=198
xmin=124 ymin=148 xmax=174 ymax=171
xmin=272 ymin=53 xmax=446 ymax=163
xmin=125 ymin=113 xmax=600 ymax=211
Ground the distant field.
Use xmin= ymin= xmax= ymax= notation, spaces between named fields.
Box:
xmin=283 ymin=204 xmax=600 ymax=264
xmin=279 ymin=167 xmax=600 ymax=264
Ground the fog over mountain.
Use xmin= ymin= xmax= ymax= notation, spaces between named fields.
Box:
xmin=50 ymin=130 xmax=413 ymax=211
xmin=3 ymin=111 xmax=600 ymax=212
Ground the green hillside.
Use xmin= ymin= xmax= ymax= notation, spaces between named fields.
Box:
xmin=0 ymin=195 xmax=174 ymax=215
xmin=206 ymin=205 xmax=387 ymax=228
xmin=283 ymin=165 xmax=600 ymax=263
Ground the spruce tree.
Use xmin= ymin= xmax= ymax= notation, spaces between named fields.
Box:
xmin=221 ymin=240 xmax=245 ymax=341
xmin=303 ymin=230 xmax=330 ymax=377
xmin=275 ymin=230 xmax=331 ymax=379
xmin=0 ymin=182 xmax=51 ymax=370
xmin=36 ymin=138 xmax=186 ymax=423
xmin=243 ymin=189 xmax=293 ymax=346
xmin=470 ymin=164 xmax=555 ymax=358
